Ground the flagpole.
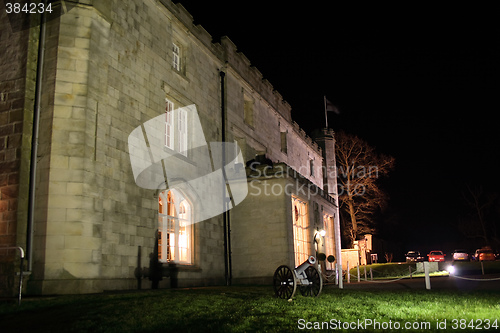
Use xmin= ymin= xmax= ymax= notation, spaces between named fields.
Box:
xmin=324 ymin=95 xmax=328 ymax=128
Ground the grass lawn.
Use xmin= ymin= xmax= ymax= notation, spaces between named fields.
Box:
xmin=348 ymin=263 xmax=419 ymax=279
xmin=1 ymin=285 xmax=500 ymax=332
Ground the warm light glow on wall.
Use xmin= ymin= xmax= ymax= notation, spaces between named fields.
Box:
xmin=323 ymin=214 xmax=335 ymax=270
xmin=292 ymin=196 xmax=310 ymax=267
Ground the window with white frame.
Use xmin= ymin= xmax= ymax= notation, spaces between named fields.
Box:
xmin=165 ymin=98 xmax=174 ymax=150
xmin=243 ymin=94 xmax=254 ymax=127
xmin=292 ymin=196 xmax=310 ymax=267
xmin=165 ymin=98 xmax=188 ymax=156
xmin=178 ymin=108 xmax=187 ymax=156
xmin=280 ymin=131 xmax=287 ymax=154
xmin=158 ymin=189 xmax=192 ymax=264
xmin=172 ymin=43 xmax=180 ymax=71
xmin=323 ymin=214 xmax=335 ymax=270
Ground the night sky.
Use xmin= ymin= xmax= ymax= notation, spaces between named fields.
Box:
xmin=175 ymin=2 xmax=500 ymax=255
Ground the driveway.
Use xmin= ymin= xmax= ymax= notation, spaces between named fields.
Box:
xmin=339 ymin=275 xmax=500 ymax=291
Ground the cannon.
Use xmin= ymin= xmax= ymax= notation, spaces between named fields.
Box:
xmin=273 ymin=256 xmax=323 ymax=299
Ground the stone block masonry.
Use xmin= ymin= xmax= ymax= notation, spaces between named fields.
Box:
xmin=0 ymin=0 xmax=42 ymax=296
xmin=1 ymin=0 xmax=338 ymax=295
xmin=27 ymin=0 xmax=230 ymax=294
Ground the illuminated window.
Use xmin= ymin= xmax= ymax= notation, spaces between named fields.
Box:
xmin=292 ymin=196 xmax=310 ymax=266
xmin=165 ymin=98 xmax=174 ymax=150
xmin=172 ymin=43 xmax=180 ymax=71
xmin=158 ymin=189 xmax=192 ymax=264
xmin=323 ymin=214 xmax=335 ymax=270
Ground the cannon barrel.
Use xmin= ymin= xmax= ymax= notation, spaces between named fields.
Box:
xmin=295 ymin=256 xmax=316 ymax=276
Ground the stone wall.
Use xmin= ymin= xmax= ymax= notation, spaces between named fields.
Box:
xmin=231 ymin=175 xmax=291 ymax=284
xmin=0 ymin=1 xmax=40 ymax=296
xmin=231 ymin=163 xmax=338 ymax=284
xmin=222 ymin=37 xmax=323 ymax=189
xmin=28 ymin=0 xmax=231 ymax=294
xmin=2 ymin=0 xmax=332 ymax=294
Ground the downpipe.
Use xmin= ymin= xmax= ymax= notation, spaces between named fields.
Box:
xmin=26 ymin=0 xmax=47 ymax=272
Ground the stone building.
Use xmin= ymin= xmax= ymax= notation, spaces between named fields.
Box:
xmin=0 ymin=0 xmax=341 ymax=295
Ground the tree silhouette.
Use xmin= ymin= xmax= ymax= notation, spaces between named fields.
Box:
xmin=335 ymin=131 xmax=395 ymax=247
xmin=458 ymin=184 xmax=499 ymax=247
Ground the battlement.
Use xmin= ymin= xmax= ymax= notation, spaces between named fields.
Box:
xmin=292 ymin=121 xmax=321 ymax=154
xmin=161 ymin=1 xmax=293 ymax=123
xmin=158 ymin=1 xmax=319 ymax=156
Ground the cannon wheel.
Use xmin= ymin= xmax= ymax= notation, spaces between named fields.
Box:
xmin=299 ymin=266 xmax=323 ymax=297
xmin=273 ymin=265 xmax=296 ymax=299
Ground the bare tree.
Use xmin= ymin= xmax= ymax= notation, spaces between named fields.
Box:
xmin=459 ymin=185 xmax=499 ymax=247
xmin=335 ymin=131 xmax=395 ymax=247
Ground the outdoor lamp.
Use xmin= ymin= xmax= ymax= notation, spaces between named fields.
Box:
xmin=314 ymin=229 xmax=326 ymax=243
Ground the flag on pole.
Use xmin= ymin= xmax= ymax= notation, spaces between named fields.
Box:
xmin=325 ymin=98 xmax=340 ymax=115
xmin=324 ymin=96 xmax=340 ymax=128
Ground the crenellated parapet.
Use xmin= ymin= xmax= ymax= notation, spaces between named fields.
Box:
xmin=292 ymin=121 xmax=321 ymax=154
xmin=219 ymin=36 xmax=292 ymax=122
xmin=158 ymin=1 xmax=223 ymax=55
xmin=160 ymin=0 xmax=292 ymax=122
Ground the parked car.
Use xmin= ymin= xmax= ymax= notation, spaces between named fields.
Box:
xmin=472 ymin=247 xmax=497 ymax=261
xmin=427 ymin=250 xmax=445 ymax=262
xmin=478 ymin=248 xmax=496 ymax=261
xmin=405 ymin=251 xmax=424 ymax=262
xmin=451 ymin=249 xmax=469 ymax=262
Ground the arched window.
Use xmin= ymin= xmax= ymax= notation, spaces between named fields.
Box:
xmin=158 ymin=189 xmax=192 ymax=264
xmin=292 ymin=196 xmax=310 ymax=267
